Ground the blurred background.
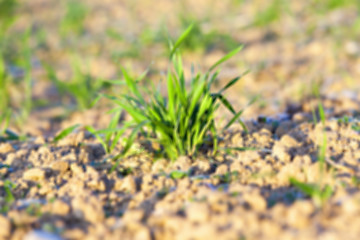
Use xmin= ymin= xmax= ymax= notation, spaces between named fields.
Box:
xmin=0 ymin=0 xmax=359 ymax=135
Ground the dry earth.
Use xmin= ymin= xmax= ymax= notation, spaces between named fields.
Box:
xmin=1 ymin=97 xmax=360 ymax=240
xmin=1 ymin=0 xmax=360 ymax=240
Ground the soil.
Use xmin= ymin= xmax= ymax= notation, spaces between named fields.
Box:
xmin=1 ymin=1 xmax=360 ymax=240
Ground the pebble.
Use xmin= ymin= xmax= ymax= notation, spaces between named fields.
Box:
xmin=50 ymin=160 xmax=69 ymax=174
xmin=114 ymin=175 xmax=137 ymax=193
xmin=151 ymin=159 xmax=168 ymax=173
xmin=51 ymin=200 xmax=70 ymax=216
xmin=0 ymin=143 xmax=14 ymax=154
xmin=186 ymin=202 xmax=210 ymax=223
xmin=172 ymin=156 xmax=192 ymax=171
xmin=215 ymin=164 xmax=229 ymax=175
xmin=122 ymin=209 xmax=145 ymax=223
xmin=23 ymin=168 xmax=46 ymax=181
xmin=243 ymin=192 xmax=267 ymax=211
xmin=275 ymin=121 xmax=294 ymax=137
xmin=71 ymin=197 xmax=104 ymax=223
xmin=0 ymin=215 xmax=11 ymax=237
xmin=272 ymin=142 xmax=291 ymax=162
xmin=193 ymin=159 xmax=212 ymax=173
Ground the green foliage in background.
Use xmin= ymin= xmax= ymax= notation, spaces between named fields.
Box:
xmin=85 ymin=111 xmax=125 ymax=154
xmin=177 ymin=19 xmax=239 ymax=53
xmin=252 ymin=0 xmax=288 ymax=27
xmin=0 ymin=0 xmax=17 ymax=37
xmin=47 ymin=58 xmax=108 ymax=111
xmin=60 ymin=0 xmax=88 ymax=36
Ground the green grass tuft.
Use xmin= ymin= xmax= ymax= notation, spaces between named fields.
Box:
xmin=107 ymin=27 xmax=247 ymax=162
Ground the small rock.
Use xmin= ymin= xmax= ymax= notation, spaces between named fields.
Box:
xmin=286 ymin=201 xmax=313 ymax=229
xmin=23 ymin=168 xmax=46 ymax=181
xmin=230 ymin=161 xmax=242 ymax=173
xmin=34 ymin=136 xmax=46 ymax=144
xmin=193 ymin=159 xmax=211 ymax=174
xmin=279 ymin=134 xmax=298 ymax=148
xmin=177 ymin=178 xmax=191 ymax=190
xmin=8 ymin=210 xmax=37 ymax=225
xmin=215 ymin=164 xmax=228 ymax=175
xmin=0 ymin=143 xmax=14 ymax=154
xmin=243 ymin=192 xmax=267 ymax=211
xmin=70 ymin=163 xmax=83 ymax=174
xmin=272 ymin=143 xmax=291 ymax=162
xmin=172 ymin=156 xmax=192 ymax=171
xmin=5 ymin=152 xmax=16 ymax=165
xmin=275 ymin=121 xmax=294 ymax=137
xmin=122 ymin=209 xmax=145 ymax=223
xmin=0 ymin=215 xmax=11 ymax=237
xmin=50 ymin=161 xmax=69 ymax=174
xmin=114 ymin=175 xmax=137 ymax=193
xmin=71 ymin=197 xmax=104 ymax=223
xmin=23 ymin=230 xmax=62 ymax=240
xmin=87 ymin=179 xmax=106 ymax=191
xmin=133 ymin=225 xmax=151 ymax=240
xmin=152 ymin=159 xmax=168 ymax=173
xmin=293 ymin=112 xmax=311 ymax=123
xmin=186 ymin=202 xmax=210 ymax=222
xmin=51 ymin=200 xmax=70 ymax=216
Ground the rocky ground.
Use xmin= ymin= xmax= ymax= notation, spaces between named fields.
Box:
xmin=1 ymin=0 xmax=360 ymax=240
xmin=1 ymin=97 xmax=360 ymax=240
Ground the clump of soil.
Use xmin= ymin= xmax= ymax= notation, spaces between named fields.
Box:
xmin=1 ymin=98 xmax=360 ymax=240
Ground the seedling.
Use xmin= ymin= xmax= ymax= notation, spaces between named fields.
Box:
xmin=169 ymin=170 xmax=189 ymax=179
xmin=25 ymin=203 xmax=42 ymax=217
xmin=107 ymin=25 xmax=249 ymax=163
xmin=85 ymin=111 xmax=125 ymax=154
xmin=215 ymin=171 xmax=239 ymax=184
xmin=352 ymin=123 xmax=360 ymax=132
xmin=289 ymin=177 xmax=333 ymax=208
xmin=0 ymin=27 xmax=33 ymax=133
xmin=52 ymin=124 xmax=80 ymax=144
xmin=251 ymin=0 xmax=289 ymax=28
xmin=175 ymin=18 xmax=239 ymax=53
xmin=157 ymin=187 xmax=170 ymax=199
xmin=289 ymin=100 xmax=333 ymax=208
xmin=0 ymin=0 xmax=18 ymax=36
xmin=46 ymin=59 xmax=106 ymax=111
xmin=0 ymin=55 xmax=10 ymax=114
xmin=337 ymin=115 xmax=350 ymax=124
xmin=1 ymin=180 xmax=16 ymax=213
xmin=60 ymin=0 xmax=88 ymax=36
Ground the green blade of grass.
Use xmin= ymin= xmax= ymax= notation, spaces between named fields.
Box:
xmin=106 ymin=112 xmax=121 ymax=143
xmin=109 ymin=121 xmax=148 ymax=173
xmin=289 ymin=177 xmax=317 ymax=197
xmin=188 ymin=79 xmax=206 ymax=117
xmin=223 ymin=109 xmax=244 ymax=130
xmin=4 ymin=129 xmax=19 ymax=141
xmin=167 ymin=71 xmax=176 ymax=121
xmin=4 ymin=180 xmax=15 ymax=204
xmin=53 ymin=124 xmax=80 ymax=143
xmin=209 ymin=45 xmax=244 ymax=72
xmin=121 ymin=67 xmax=145 ymax=104
xmin=104 ymin=94 xmax=147 ymax=123
xmin=170 ymin=23 xmax=194 ymax=59
xmin=216 ymin=94 xmax=236 ymax=114
xmin=219 ymin=70 xmax=249 ymax=94
xmin=169 ymin=170 xmax=188 ymax=179
xmin=318 ymin=101 xmax=326 ymax=126
xmin=85 ymin=125 xmax=108 ymax=152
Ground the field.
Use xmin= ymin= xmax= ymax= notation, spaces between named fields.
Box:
xmin=1 ymin=0 xmax=360 ymax=239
